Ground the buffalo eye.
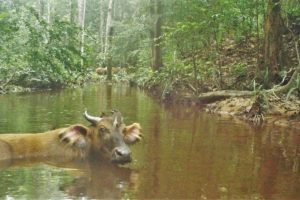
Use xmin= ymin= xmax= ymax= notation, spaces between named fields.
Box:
xmin=99 ymin=127 xmax=108 ymax=135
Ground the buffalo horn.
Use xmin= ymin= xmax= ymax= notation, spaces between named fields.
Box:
xmin=83 ymin=111 xmax=102 ymax=124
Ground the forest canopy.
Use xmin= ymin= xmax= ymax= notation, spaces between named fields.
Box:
xmin=0 ymin=0 xmax=299 ymax=97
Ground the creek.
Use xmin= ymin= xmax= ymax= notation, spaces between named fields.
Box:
xmin=0 ymin=84 xmax=299 ymax=199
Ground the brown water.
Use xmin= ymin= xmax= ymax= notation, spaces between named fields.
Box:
xmin=0 ymin=84 xmax=299 ymax=199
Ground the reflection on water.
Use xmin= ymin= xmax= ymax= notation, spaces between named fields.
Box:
xmin=0 ymin=84 xmax=299 ymax=199
xmin=59 ymin=160 xmax=139 ymax=199
xmin=0 ymin=159 xmax=138 ymax=199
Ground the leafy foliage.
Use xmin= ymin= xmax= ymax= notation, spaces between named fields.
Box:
xmin=0 ymin=5 xmax=86 ymax=91
xmin=0 ymin=0 xmax=299 ymax=96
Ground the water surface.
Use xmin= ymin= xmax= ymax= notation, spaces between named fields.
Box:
xmin=0 ymin=84 xmax=299 ymax=199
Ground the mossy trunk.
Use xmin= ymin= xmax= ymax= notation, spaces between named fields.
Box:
xmin=263 ymin=0 xmax=284 ymax=83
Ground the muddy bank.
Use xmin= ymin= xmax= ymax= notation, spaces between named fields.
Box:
xmin=146 ymin=86 xmax=300 ymax=129
xmin=205 ymin=95 xmax=300 ymax=129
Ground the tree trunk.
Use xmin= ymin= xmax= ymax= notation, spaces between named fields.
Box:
xmin=38 ymin=0 xmax=46 ymax=20
xmin=255 ymin=0 xmax=261 ymax=67
xmin=263 ymin=0 xmax=284 ymax=83
xmin=150 ymin=0 xmax=155 ymax=69
xmin=46 ymin=0 xmax=51 ymax=23
xmin=78 ymin=0 xmax=86 ymax=67
xmin=99 ymin=0 xmax=105 ymax=53
xmin=104 ymin=0 xmax=114 ymax=54
xmin=77 ymin=0 xmax=83 ymax=25
xmin=105 ymin=0 xmax=114 ymax=81
xmin=150 ymin=0 xmax=163 ymax=71
xmin=70 ymin=0 xmax=77 ymax=24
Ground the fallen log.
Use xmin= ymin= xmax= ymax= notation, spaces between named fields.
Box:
xmin=198 ymin=90 xmax=253 ymax=103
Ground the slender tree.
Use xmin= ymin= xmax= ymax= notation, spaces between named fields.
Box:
xmin=38 ymin=0 xmax=46 ymax=20
xmin=46 ymin=0 xmax=51 ymax=23
xmin=104 ymin=0 xmax=114 ymax=54
xmin=151 ymin=0 xmax=163 ymax=71
xmin=70 ymin=0 xmax=77 ymax=24
xmin=99 ymin=0 xmax=105 ymax=53
xmin=78 ymin=0 xmax=86 ymax=67
xmin=105 ymin=0 xmax=114 ymax=80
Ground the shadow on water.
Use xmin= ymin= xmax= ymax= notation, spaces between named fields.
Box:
xmin=0 ymin=83 xmax=300 ymax=199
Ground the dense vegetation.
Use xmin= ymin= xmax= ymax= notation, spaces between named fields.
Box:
xmin=0 ymin=0 xmax=299 ymax=98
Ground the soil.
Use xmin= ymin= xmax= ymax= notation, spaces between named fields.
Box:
xmin=206 ymin=95 xmax=300 ymax=130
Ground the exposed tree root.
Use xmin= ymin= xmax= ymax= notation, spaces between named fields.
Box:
xmin=244 ymin=95 xmax=265 ymax=124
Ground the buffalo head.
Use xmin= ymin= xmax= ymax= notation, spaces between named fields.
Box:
xmin=83 ymin=110 xmax=142 ymax=164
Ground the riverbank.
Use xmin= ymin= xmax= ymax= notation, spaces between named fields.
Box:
xmin=2 ymin=71 xmax=300 ymax=130
xmin=0 ymin=72 xmax=103 ymax=95
xmin=0 ymin=69 xmax=132 ymax=95
xmin=206 ymin=95 xmax=300 ymax=129
xmin=145 ymin=85 xmax=300 ymax=130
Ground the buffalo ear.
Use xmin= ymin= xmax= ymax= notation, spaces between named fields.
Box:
xmin=59 ymin=124 xmax=90 ymax=149
xmin=123 ymin=123 xmax=143 ymax=145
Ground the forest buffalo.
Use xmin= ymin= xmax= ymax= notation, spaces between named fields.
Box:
xmin=0 ymin=110 xmax=142 ymax=164
xmin=96 ymin=67 xmax=107 ymax=75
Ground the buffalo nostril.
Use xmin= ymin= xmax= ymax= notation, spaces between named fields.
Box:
xmin=115 ymin=149 xmax=123 ymax=156
xmin=112 ymin=147 xmax=132 ymax=164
